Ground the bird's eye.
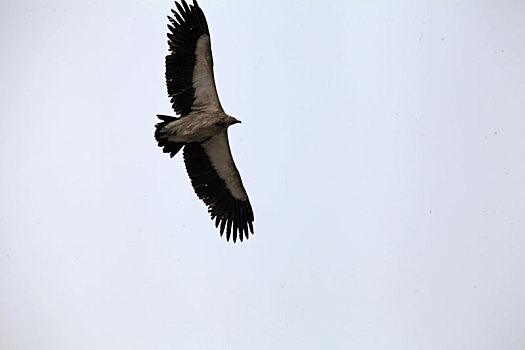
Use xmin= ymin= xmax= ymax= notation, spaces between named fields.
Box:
xmin=215 ymin=122 xmax=225 ymax=127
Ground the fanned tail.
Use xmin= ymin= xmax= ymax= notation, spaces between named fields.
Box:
xmin=155 ymin=115 xmax=184 ymax=157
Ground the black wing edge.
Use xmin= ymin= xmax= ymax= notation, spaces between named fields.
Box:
xmin=183 ymin=142 xmax=254 ymax=243
xmin=155 ymin=115 xmax=184 ymax=157
xmin=165 ymin=0 xmax=210 ymax=117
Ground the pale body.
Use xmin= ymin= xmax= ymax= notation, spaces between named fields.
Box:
xmin=162 ymin=111 xmax=240 ymax=144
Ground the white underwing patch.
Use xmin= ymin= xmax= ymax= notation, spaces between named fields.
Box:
xmin=203 ymin=133 xmax=248 ymax=200
xmin=193 ymin=35 xmax=223 ymax=113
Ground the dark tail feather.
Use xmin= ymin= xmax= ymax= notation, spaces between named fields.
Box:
xmin=155 ymin=115 xmax=184 ymax=157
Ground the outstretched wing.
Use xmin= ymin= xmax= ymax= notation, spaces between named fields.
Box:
xmin=166 ymin=0 xmax=223 ymax=117
xmin=183 ymin=133 xmax=254 ymax=242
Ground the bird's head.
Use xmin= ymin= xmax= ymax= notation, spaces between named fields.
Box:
xmin=226 ymin=115 xmax=242 ymax=127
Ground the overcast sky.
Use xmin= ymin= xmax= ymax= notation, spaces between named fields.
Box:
xmin=1 ymin=0 xmax=525 ymax=349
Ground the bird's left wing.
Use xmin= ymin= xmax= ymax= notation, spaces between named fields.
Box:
xmin=183 ymin=133 xmax=254 ymax=242
xmin=166 ymin=0 xmax=223 ymax=117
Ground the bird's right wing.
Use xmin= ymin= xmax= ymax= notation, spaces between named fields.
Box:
xmin=165 ymin=0 xmax=223 ymax=117
xmin=183 ymin=133 xmax=254 ymax=242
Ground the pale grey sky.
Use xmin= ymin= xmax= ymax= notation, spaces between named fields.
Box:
xmin=1 ymin=1 xmax=525 ymax=349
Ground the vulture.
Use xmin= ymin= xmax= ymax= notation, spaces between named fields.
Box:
xmin=155 ymin=0 xmax=254 ymax=242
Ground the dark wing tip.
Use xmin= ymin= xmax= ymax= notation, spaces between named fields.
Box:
xmin=215 ymin=199 xmax=254 ymax=243
xmin=168 ymin=0 xmax=209 ymax=38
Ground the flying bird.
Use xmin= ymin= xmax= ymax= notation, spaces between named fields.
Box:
xmin=155 ymin=0 xmax=254 ymax=242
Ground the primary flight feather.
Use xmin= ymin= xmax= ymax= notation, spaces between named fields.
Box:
xmin=155 ymin=0 xmax=254 ymax=242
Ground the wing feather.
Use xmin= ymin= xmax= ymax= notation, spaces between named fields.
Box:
xmin=183 ymin=134 xmax=254 ymax=242
xmin=165 ymin=0 xmax=222 ymax=117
